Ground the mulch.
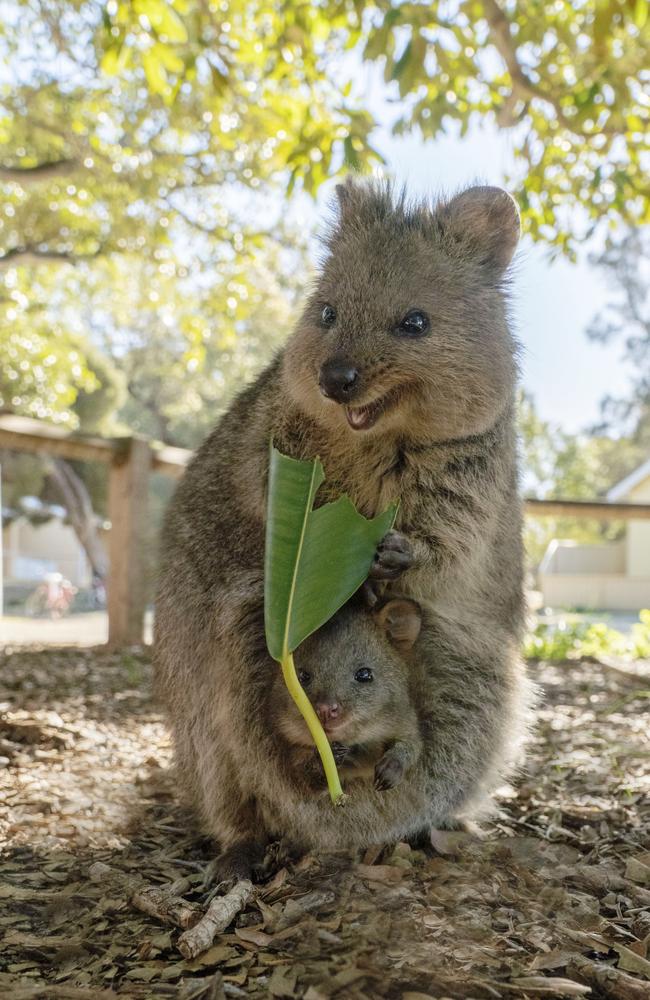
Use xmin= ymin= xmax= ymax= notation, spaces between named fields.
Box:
xmin=0 ymin=644 xmax=648 ymax=1000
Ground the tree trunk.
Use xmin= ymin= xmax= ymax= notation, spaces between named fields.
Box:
xmin=46 ymin=458 xmax=108 ymax=580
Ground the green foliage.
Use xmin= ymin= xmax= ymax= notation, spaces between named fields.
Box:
xmin=86 ymin=247 xmax=302 ymax=448
xmin=0 ymin=0 xmax=381 ymax=272
xmin=0 ymin=0 xmax=647 ymax=267
xmin=0 ymin=452 xmax=46 ymax=510
xmin=524 ymin=610 xmax=650 ymax=661
xmin=0 ymin=268 xmax=98 ymax=427
xmin=631 ymin=610 xmax=650 ymax=660
xmin=72 ymin=344 xmax=127 ymax=435
xmin=382 ymin=0 xmax=649 ymax=249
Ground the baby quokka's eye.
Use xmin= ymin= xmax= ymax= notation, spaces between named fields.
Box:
xmin=396 ymin=309 xmax=430 ymax=337
xmin=298 ymin=670 xmax=311 ymax=686
xmin=354 ymin=667 xmax=374 ymax=683
xmin=320 ymin=304 xmax=337 ymax=327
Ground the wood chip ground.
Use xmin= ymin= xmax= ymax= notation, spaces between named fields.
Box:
xmin=1 ymin=644 xmax=648 ymax=999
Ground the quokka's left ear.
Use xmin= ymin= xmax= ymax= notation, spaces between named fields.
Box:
xmin=374 ymin=598 xmax=422 ymax=652
xmin=438 ymin=185 xmax=520 ymax=277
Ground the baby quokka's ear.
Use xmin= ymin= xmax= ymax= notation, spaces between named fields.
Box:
xmin=374 ymin=598 xmax=422 ymax=652
xmin=439 ymin=185 xmax=520 ymax=278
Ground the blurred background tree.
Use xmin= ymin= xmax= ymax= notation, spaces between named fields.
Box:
xmin=1 ymin=0 xmax=649 ymax=581
xmin=1 ymin=0 xmax=646 ymax=264
xmin=587 ymin=227 xmax=650 ymax=445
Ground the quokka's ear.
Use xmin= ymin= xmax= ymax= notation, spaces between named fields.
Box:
xmin=439 ymin=186 xmax=520 ymax=277
xmin=374 ymin=598 xmax=422 ymax=652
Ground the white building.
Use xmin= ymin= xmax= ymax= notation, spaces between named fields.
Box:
xmin=539 ymin=459 xmax=650 ymax=611
xmin=2 ymin=508 xmax=92 ymax=589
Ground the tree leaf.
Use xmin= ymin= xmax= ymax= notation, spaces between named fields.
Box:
xmin=264 ymin=445 xmax=397 ymax=660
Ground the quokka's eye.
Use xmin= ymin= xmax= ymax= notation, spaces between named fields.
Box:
xmin=320 ymin=304 xmax=337 ymax=327
xmin=396 ymin=309 xmax=430 ymax=337
xmin=297 ymin=670 xmax=311 ymax=686
xmin=354 ymin=667 xmax=374 ymax=683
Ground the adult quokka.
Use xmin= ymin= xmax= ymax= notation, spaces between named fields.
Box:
xmin=155 ymin=179 xmax=532 ymax=878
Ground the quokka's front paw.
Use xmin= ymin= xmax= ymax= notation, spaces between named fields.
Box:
xmin=369 ymin=530 xmax=414 ymax=582
xmin=330 ymin=742 xmax=351 ymax=765
xmin=374 ymin=751 xmax=405 ymax=791
xmin=306 ymin=743 xmax=350 ymax=784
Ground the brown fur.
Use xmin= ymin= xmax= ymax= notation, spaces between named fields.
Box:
xmin=154 ymin=179 xmax=532 ymax=872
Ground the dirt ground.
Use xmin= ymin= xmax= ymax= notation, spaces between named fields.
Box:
xmin=1 ymin=644 xmax=649 ymax=1000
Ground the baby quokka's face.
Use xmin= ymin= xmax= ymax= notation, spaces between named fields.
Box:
xmin=272 ymin=599 xmax=422 ymax=749
xmin=283 ymin=180 xmax=521 ymax=444
xmin=292 ymin=652 xmax=398 ymax=746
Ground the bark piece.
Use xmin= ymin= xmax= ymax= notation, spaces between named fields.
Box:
xmin=567 ymin=954 xmax=650 ymax=1000
xmin=177 ymin=880 xmax=254 ymax=959
xmin=131 ymin=885 xmax=202 ymax=930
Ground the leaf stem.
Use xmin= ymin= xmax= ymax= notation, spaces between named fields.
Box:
xmin=280 ymin=649 xmax=344 ymax=804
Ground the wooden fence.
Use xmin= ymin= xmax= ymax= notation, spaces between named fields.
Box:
xmin=0 ymin=414 xmax=188 ymax=646
xmin=2 ymin=412 xmax=650 ymax=646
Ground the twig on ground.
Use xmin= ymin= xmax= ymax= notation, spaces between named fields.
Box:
xmin=88 ymin=860 xmax=202 ymax=930
xmin=8 ymin=985 xmax=120 ymax=1000
xmin=177 ymin=879 xmax=254 ymax=959
xmin=567 ymin=954 xmax=650 ymax=1000
xmin=131 ymin=883 xmax=203 ymax=929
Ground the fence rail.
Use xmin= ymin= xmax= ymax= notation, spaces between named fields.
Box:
xmin=2 ymin=413 xmax=649 ymax=645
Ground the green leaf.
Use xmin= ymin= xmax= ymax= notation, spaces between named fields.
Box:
xmin=634 ymin=0 xmax=648 ymax=29
xmin=136 ymin=0 xmax=188 ymax=42
xmin=392 ymin=38 xmax=413 ymax=81
xmin=264 ymin=444 xmax=397 ymax=804
xmin=264 ymin=445 xmax=397 ymax=660
xmin=100 ymin=44 xmax=129 ymax=76
xmin=142 ymin=48 xmax=170 ymax=96
xmin=343 ymin=134 xmax=361 ymax=170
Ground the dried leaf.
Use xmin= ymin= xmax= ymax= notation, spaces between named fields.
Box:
xmin=626 ymin=857 xmax=650 ymax=885
xmin=354 ymin=864 xmax=406 ymax=884
xmin=511 ymin=976 xmax=591 ymax=995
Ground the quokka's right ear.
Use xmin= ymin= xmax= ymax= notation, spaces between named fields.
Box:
xmin=439 ymin=185 xmax=520 ymax=278
xmin=374 ymin=598 xmax=422 ymax=652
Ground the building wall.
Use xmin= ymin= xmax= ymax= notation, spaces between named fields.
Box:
xmin=539 ymin=538 xmax=649 ymax=611
xmin=539 ymin=572 xmax=650 ymax=611
xmin=3 ymin=517 xmax=91 ymax=588
xmin=540 ymin=539 xmax=625 ymax=575
xmin=624 ymin=478 xmax=650 ymax=578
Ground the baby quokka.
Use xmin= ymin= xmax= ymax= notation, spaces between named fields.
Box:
xmin=272 ymin=597 xmax=424 ymax=794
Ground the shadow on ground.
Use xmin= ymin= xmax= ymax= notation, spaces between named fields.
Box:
xmin=1 ymin=643 xmax=649 ymax=999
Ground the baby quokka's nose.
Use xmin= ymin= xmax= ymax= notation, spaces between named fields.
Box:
xmin=316 ymin=701 xmax=341 ymax=727
xmin=318 ymin=360 xmax=359 ymax=402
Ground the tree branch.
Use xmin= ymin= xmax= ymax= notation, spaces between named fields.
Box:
xmin=46 ymin=458 xmax=108 ymax=581
xmin=0 ymin=245 xmax=104 ymax=268
xmin=0 ymin=158 xmax=79 ymax=185
xmin=481 ymin=0 xmax=613 ymax=135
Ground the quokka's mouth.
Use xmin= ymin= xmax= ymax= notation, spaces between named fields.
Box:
xmin=345 ymin=389 xmax=398 ymax=431
xmin=322 ymin=717 xmax=347 ymax=735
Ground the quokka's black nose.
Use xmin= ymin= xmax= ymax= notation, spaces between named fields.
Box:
xmin=318 ymin=361 xmax=360 ymax=402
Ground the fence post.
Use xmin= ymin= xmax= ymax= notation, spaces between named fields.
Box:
xmin=107 ymin=437 xmax=152 ymax=646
